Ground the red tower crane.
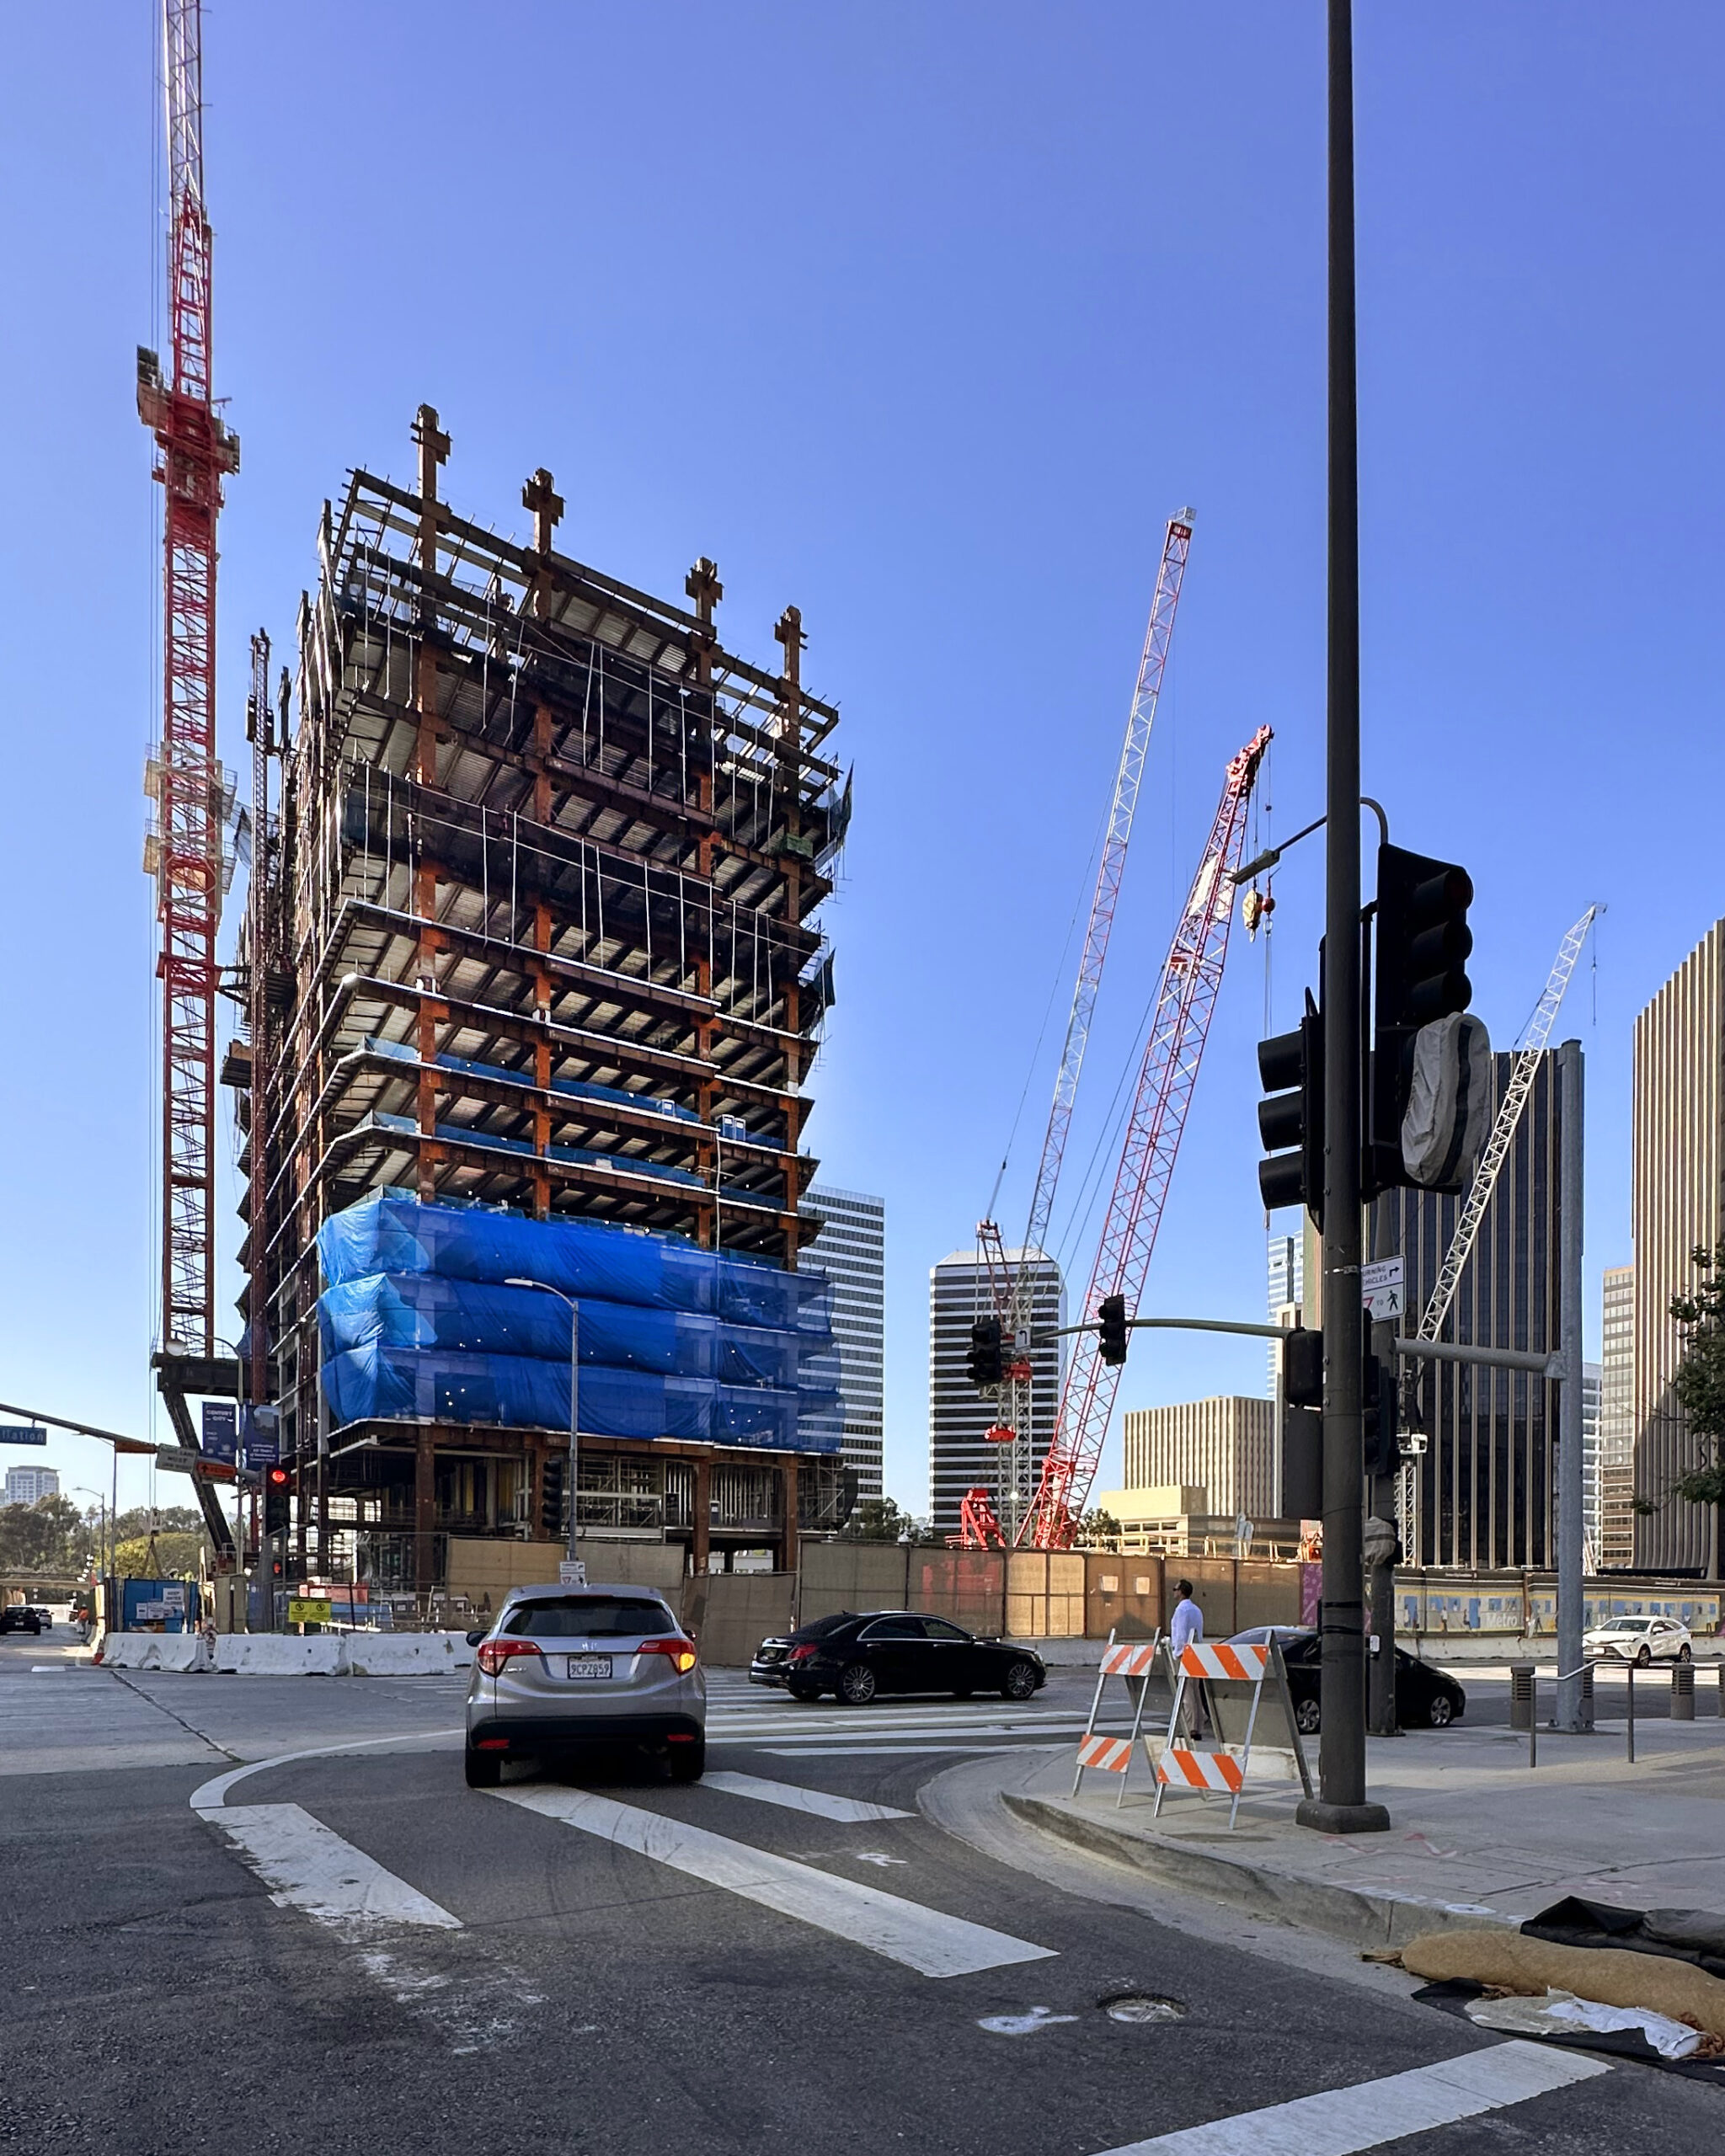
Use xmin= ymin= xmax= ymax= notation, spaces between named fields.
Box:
xmin=137 ymin=0 xmax=239 ymax=1356
xmin=1020 ymin=725 xmax=1271 ymax=1549
xmin=974 ymin=512 xmax=1195 ymax=1539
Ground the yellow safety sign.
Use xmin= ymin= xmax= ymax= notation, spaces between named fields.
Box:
xmin=287 ymin=1598 xmax=333 ymax=1625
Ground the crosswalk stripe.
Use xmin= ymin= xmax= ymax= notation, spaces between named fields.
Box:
xmin=763 ymin=1743 xmax=1058 ymax=1758
xmin=486 ymin=1785 xmax=1055 ymax=1977
xmin=202 ymin=1802 xmax=462 ymax=1930
xmin=1090 ymin=2041 xmax=1608 ymax=2156
xmin=702 ymin=1771 xmax=912 ymax=1822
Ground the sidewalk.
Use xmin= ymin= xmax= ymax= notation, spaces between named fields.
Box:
xmin=1007 ymin=1714 xmax=1725 ymax=1951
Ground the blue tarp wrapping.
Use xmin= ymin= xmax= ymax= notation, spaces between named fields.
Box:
xmin=315 ymin=1194 xmax=839 ymax=1451
xmin=318 ymin=1192 xmax=830 ymax=1331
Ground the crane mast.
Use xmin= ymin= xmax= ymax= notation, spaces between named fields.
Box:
xmin=1021 ymin=726 xmax=1271 ymax=1549
xmin=138 ymin=0 xmax=239 ymax=1353
xmin=977 ymin=512 xmax=1195 ymax=1537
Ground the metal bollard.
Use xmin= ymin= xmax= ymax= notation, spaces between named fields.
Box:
xmin=1509 ymin=1659 xmax=1536 ymax=1731
xmin=1626 ymin=1661 xmax=1637 ymax=1764
xmin=1673 ymin=1657 xmax=1696 ymax=1721
xmin=1717 ymin=1662 xmax=1724 ymax=1719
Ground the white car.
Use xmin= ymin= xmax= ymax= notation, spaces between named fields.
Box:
xmin=1583 ymin=1614 xmax=1693 ymax=1667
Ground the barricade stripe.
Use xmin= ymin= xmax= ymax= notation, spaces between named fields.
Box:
xmin=1077 ymin=1734 xmax=1133 ymax=1773
xmin=1179 ymin=1642 xmax=1267 ymax=1681
xmin=1101 ymin=1643 xmax=1159 ymax=1676
xmin=1156 ymin=1746 xmax=1244 ymax=1792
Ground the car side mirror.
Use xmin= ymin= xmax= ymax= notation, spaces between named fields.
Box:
xmin=465 ymin=1628 xmax=486 ymax=1646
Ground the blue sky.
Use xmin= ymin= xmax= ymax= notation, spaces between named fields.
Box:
xmin=3 ymin=5 xmax=1722 ymax=1520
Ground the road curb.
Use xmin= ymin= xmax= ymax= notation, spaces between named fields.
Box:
xmin=1003 ymin=1790 xmax=1516 ymax=1951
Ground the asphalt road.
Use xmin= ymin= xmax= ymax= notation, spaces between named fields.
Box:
xmin=3 ymin=1654 xmax=1721 ymax=2154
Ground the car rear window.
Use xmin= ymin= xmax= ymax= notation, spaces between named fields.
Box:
xmin=503 ymin=1596 xmax=672 ymax=1639
xmin=788 ymin=1613 xmax=857 ymax=1643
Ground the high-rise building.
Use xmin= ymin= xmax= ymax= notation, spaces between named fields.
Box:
xmin=804 ymin=1187 xmax=884 ymax=1502
xmin=1582 ymin=1361 xmax=1602 ymax=1568
xmin=1599 ymin=1264 xmax=1635 ymax=1569
xmin=1266 ymin=1225 xmax=1305 ymax=1396
xmin=1371 ymin=1049 xmax=1568 ymax=1570
xmin=3 ymin=1465 xmax=60 ymax=1506
xmin=1632 ymin=923 xmax=1725 ymax=1572
xmin=928 ymin=1247 xmax=1063 ymax=1535
xmin=1121 ymin=1396 xmax=1278 ymax=1522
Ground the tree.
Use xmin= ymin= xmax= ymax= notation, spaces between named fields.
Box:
xmin=839 ymin=1497 xmax=919 ymax=1544
xmin=0 ymin=1496 xmax=85 ymax=1576
xmin=111 ymin=1531 xmax=205 ymax=1580
xmin=1073 ymin=1508 xmax=1123 ymax=1552
xmin=113 ymin=1506 xmax=204 ymax=1543
xmin=1669 ymin=1249 xmax=1725 ymax=1564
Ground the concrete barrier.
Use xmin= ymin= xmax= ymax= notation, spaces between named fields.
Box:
xmin=344 ymin=1631 xmax=473 ymax=1676
xmin=99 ymin=1632 xmax=208 ymax=1672
xmin=213 ymin=1634 xmax=344 ymax=1676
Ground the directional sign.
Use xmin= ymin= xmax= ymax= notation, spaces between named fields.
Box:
xmin=156 ymin=1444 xmax=199 ymax=1474
xmin=1361 ymin=1257 xmax=1406 ymax=1322
xmin=558 ymin=1560 xmax=588 ymax=1588
xmin=0 ymin=1425 xmax=47 ymax=1446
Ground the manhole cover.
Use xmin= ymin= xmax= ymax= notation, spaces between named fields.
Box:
xmin=1098 ymin=1990 xmax=1188 ymax=2025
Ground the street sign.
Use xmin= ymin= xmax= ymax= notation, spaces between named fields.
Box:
xmin=0 ymin=1425 xmax=47 ymax=1446
xmin=287 ymin=1598 xmax=333 ymax=1625
xmin=1361 ymin=1256 xmax=1405 ymax=1321
xmin=200 ymin=1401 xmax=238 ymax=1463
xmin=156 ymin=1444 xmax=199 ymax=1474
xmin=558 ymin=1560 xmax=588 ymax=1588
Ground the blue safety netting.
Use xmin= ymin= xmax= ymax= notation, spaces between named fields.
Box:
xmin=316 ymin=1194 xmax=839 ymax=1450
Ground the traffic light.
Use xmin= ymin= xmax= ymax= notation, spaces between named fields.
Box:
xmin=966 ymin=1317 xmax=1005 ymax=1390
xmin=1257 ymin=995 xmax=1324 ymax=1219
xmin=1372 ymin=842 xmax=1491 ymax=1194
xmin=541 ymin=1457 xmax=565 ymax=1540
xmin=1279 ymin=1326 xmax=1324 ymax=1520
xmin=1097 ymin=1294 xmax=1129 ymax=1367
xmin=1282 ymin=1325 xmax=1324 ymax=1409
xmin=262 ymin=1465 xmax=291 ymax=1537
xmin=1362 ymin=1352 xmax=1397 ymax=1477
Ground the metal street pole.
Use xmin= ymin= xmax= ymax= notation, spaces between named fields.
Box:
xmin=506 ymin=1278 xmax=580 ymax=1571
xmin=1556 ymin=1038 xmax=1586 ymax=1731
xmin=1300 ymin=0 xmax=1388 ymax=1835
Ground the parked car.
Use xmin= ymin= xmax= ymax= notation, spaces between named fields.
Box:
xmin=1229 ymin=1625 xmax=1466 ymax=1733
xmin=1583 ymin=1614 xmax=1693 ymax=1667
xmin=750 ymin=1611 xmax=1046 ymax=1705
xmin=26 ymin=1606 xmax=52 ymax=1630
xmin=463 ymin=1583 xmax=704 ymax=1790
xmin=0 ymin=1606 xmax=43 ymax=1636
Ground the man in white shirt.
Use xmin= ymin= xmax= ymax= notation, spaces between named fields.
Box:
xmin=1168 ymin=1578 xmax=1208 ymax=1737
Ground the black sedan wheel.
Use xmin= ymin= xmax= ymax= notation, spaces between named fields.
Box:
xmin=838 ymin=1661 xmax=877 ymax=1705
xmin=1001 ymin=1660 xmax=1039 ymax=1702
xmin=1427 ymin=1694 xmax=1455 ymax=1728
xmin=1295 ymin=1697 xmax=1322 ymax=1735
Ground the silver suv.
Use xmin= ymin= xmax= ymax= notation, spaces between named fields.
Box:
xmin=464 ymin=1583 xmax=705 ymax=1789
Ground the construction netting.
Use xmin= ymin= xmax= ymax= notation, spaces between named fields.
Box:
xmin=317 ymin=1193 xmax=840 ymax=1449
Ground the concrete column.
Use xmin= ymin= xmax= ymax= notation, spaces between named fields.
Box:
xmin=692 ymin=1456 xmax=712 ymax=1577
xmin=414 ymin=1427 xmax=437 ymax=1604
xmin=779 ymin=1452 xmax=799 ymax=1575
xmin=1557 ymin=1039 xmax=1586 ymax=1731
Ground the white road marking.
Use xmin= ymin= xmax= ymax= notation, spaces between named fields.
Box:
xmin=204 ymin=1801 xmax=462 ymax=1929
xmin=487 ymin=1785 xmax=1055 ymax=1977
xmin=765 ymin=1743 xmax=1065 ymax=1758
xmin=980 ymin=2006 xmax=1081 ymax=2036
xmin=1090 ymin=2040 xmax=1609 ymax=2155
xmin=702 ymin=1770 xmax=912 ymax=1822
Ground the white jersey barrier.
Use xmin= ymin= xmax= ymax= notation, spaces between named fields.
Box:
xmin=1152 ymin=1638 xmax=1312 ymax=1830
xmin=1072 ymin=1630 xmax=1165 ymax=1805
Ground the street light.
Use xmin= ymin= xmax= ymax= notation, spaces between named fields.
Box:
xmin=70 ymin=1486 xmax=109 ymax=1588
xmin=505 ymin=1278 xmax=581 ymax=1572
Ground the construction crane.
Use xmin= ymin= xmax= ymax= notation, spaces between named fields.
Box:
xmin=1020 ymin=727 xmax=1272 ymax=1549
xmin=1397 ymin=903 xmax=1600 ymax=1540
xmin=137 ymin=0 xmax=240 ymax=1358
xmin=975 ymin=511 xmax=1195 ymax=1540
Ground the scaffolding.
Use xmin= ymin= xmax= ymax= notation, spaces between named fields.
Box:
xmin=232 ymin=409 xmax=852 ymax=1593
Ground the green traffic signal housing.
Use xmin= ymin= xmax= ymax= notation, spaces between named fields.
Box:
xmin=1096 ymin=1294 xmax=1129 ymax=1366
xmin=966 ymin=1316 xmax=1005 ymax=1390
xmin=1258 ymin=995 xmax=1324 ymax=1219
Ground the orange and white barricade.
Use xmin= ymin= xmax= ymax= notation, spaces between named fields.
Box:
xmin=1072 ymin=1629 xmax=1164 ymax=1804
xmin=1152 ymin=1638 xmax=1311 ymax=1829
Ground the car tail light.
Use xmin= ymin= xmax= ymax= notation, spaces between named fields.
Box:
xmin=476 ymin=1638 xmax=543 ymax=1676
xmin=787 ymin=1643 xmax=819 ymax=1664
xmin=638 ymin=1636 xmax=698 ymax=1674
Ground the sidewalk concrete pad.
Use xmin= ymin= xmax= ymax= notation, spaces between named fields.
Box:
xmin=1008 ymin=1719 xmax=1725 ymax=1953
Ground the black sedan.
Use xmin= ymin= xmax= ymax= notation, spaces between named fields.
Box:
xmin=0 ymin=1605 xmax=43 ymax=1636
xmin=751 ymin=1610 xmax=1046 ymax=1705
xmin=1230 ymin=1625 xmax=1466 ymax=1732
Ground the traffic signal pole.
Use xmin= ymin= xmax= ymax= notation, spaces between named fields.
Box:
xmin=1302 ymin=0 xmax=1390 ymax=1835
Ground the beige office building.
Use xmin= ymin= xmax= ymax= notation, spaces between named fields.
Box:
xmin=1120 ymin=1396 xmax=1277 ymax=1523
xmin=1599 ymin=1264 xmax=1636 ymax=1569
xmin=1632 ymin=923 xmax=1725 ymax=1572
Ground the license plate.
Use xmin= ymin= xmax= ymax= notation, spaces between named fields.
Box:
xmin=565 ymin=1656 xmax=612 ymax=1680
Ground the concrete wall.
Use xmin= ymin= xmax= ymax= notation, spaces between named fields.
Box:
xmin=446 ymin=1536 xmax=683 ymax=1608
xmin=799 ymin=1541 xmax=911 ymax=1623
xmin=681 ymin=1572 xmax=794 ymax=1666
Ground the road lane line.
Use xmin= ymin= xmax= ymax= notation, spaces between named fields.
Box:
xmin=762 ymin=1743 xmax=1063 ymax=1758
xmin=206 ymin=1801 xmax=462 ymax=1929
xmin=702 ymin=1771 xmax=913 ymax=1822
xmin=487 ymin=1785 xmax=1055 ymax=1977
xmin=1090 ymin=2040 xmax=1609 ymax=2155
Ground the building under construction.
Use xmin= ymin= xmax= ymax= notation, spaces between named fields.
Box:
xmin=233 ymin=408 xmax=851 ymax=1600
